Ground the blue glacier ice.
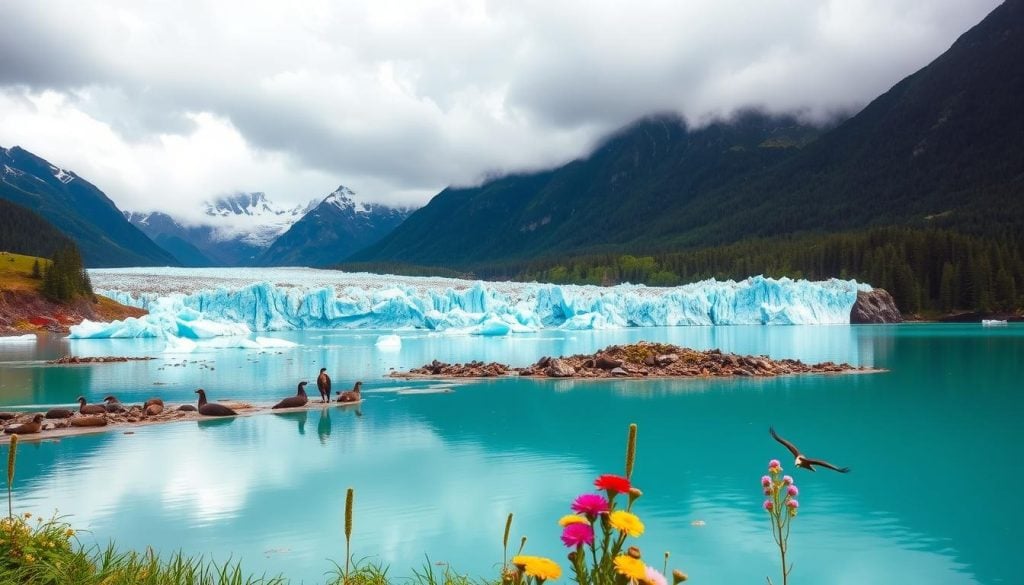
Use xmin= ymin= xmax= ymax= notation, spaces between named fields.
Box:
xmin=75 ymin=274 xmax=871 ymax=339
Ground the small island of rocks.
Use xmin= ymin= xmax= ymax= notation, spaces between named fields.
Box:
xmin=392 ymin=341 xmax=872 ymax=379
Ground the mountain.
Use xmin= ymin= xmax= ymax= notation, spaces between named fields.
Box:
xmin=352 ymin=113 xmax=820 ymax=265
xmin=257 ymin=186 xmax=414 ymax=267
xmin=0 ymin=146 xmax=178 ymax=267
xmin=0 ymin=198 xmax=75 ymax=259
xmin=354 ymin=0 xmax=1024 ymax=269
xmin=125 ymin=193 xmax=317 ymax=266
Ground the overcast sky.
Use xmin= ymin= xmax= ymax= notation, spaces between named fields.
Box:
xmin=0 ymin=0 xmax=1001 ymax=222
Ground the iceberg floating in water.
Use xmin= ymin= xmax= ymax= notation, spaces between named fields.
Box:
xmin=0 ymin=334 xmax=36 ymax=343
xmin=85 ymin=272 xmax=870 ymax=338
xmin=375 ymin=334 xmax=402 ymax=350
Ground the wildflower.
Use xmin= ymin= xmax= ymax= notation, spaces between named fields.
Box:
xmin=768 ymin=460 xmax=781 ymax=471
xmin=25 ymin=553 xmax=35 ymax=563
xmin=65 ymin=528 xmax=75 ymax=537
xmin=609 ymin=510 xmax=645 ymax=537
xmin=761 ymin=475 xmax=771 ymax=487
xmin=560 ymin=523 xmax=594 ymax=548
xmin=23 ymin=512 xmax=31 ymax=519
xmin=614 ymin=555 xmax=647 ymax=581
xmin=594 ymin=474 xmax=631 ymax=494
xmin=763 ymin=487 xmax=772 ymax=496
xmin=787 ymin=485 xmax=799 ymax=497
xmin=571 ymin=494 xmax=609 ymax=517
xmin=763 ymin=500 xmax=773 ymax=511
xmin=782 ymin=475 xmax=794 ymax=485
xmin=558 ymin=514 xmax=590 ymax=527
xmin=786 ymin=499 xmax=799 ymax=509
xmin=644 ymin=565 xmax=668 ymax=585
xmin=513 ymin=556 xmax=562 ymax=581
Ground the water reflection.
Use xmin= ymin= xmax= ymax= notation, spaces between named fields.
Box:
xmin=1 ymin=325 xmax=1021 ymax=584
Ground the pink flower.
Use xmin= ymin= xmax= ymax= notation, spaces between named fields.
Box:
xmin=787 ymin=485 xmax=799 ymax=497
xmin=571 ymin=493 xmax=610 ymax=516
xmin=561 ymin=522 xmax=595 ymax=547
xmin=763 ymin=500 xmax=773 ymax=511
xmin=761 ymin=475 xmax=771 ymax=487
xmin=782 ymin=475 xmax=794 ymax=485
xmin=644 ymin=565 xmax=668 ymax=585
xmin=786 ymin=499 xmax=799 ymax=509
xmin=768 ymin=459 xmax=781 ymax=469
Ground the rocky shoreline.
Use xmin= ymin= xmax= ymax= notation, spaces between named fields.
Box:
xmin=0 ymin=399 xmax=362 ymax=443
xmin=393 ymin=341 xmax=871 ymax=379
xmin=46 ymin=355 xmax=157 ymax=365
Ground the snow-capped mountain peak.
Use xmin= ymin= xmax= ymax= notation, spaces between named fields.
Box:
xmin=322 ymin=185 xmax=368 ymax=213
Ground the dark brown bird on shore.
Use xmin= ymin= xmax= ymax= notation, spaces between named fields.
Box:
xmin=77 ymin=396 xmax=106 ymax=415
xmin=45 ymin=408 xmax=74 ymax=419
xmin=102 ymin=395 xmax=125 ymax=413
xmin=273 ymin=381 xmax=309 ymax=409
xmin=4 ymin=414 xmax=44 ymax=434
xmin=337 ymin=381 xmax=362 ymax=403
xmin=317 ymin=368 xmax=331 ymax=403
xmin=195 ymin=389 xmax=237 ymax=417
xmin=770 ymin=427 xmax=850 ymax=473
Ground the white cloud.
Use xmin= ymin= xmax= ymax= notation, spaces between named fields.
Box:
xmin=0 ymin=0 xmax=1001 ymax=216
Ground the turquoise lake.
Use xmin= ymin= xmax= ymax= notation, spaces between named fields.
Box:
xmin=0 ymin=324 xmax=1021 ymax=584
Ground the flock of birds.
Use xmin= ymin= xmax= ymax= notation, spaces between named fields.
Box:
xmin=0 ymin=370 xmax=364 ymax=435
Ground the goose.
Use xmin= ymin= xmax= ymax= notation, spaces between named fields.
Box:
xmin=273 ymin=381 xmax=310 ymax=409
xmin=4 ymin=414 xmax=44 ymax=434
xmin=195 ymin=389 xmax=237 ymax=417
xmin=337 ymin=381 xmax=362 ymax=403
xmin=102 ymin=395 xmax=125 ymax=413
xmin=770 ymin=427 xmax=850 ymax=473
xmin=77 ymin=396 xmax=106 ymax=415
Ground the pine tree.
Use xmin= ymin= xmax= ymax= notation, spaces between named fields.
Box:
xmin=31 ymin=259 xmax=41 ymax=279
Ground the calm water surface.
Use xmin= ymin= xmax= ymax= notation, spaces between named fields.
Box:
xmin=0 ymin=325 xmax=1021 ymax=584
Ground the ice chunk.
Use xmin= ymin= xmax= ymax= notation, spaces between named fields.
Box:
xmin=163 ymin=336 xmax=197 ymax=353
xmin=375 ymin=334 xmax=402 ymax=350
xmin=0 ymin=334 xmax=36 ymax=343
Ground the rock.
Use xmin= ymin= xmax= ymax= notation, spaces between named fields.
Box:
xmin=655 ymin=354 xmax=679 ymax=366
xmin=643 ymin=356 xmax=656 ymax=366
xmin=735 ymin=368 xmax=753 ymax=376
xmin=545 ymin=359 xmax=576 ymax=377
xmin=850 ymin=289 xmax=903 ymax=324
xmin=609 ymin=367 xmax=629 ymax=376
xmin=536 ymin=356 xmax=551 ymax=368
xmin=595 ymin=355 xmax=624 ymax=370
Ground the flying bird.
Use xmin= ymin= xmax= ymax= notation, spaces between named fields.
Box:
xmin=770 ymin=427 xmax=850 ymax=473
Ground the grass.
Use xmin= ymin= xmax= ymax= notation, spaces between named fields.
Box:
xmin=0 ymin=251 xmax=49 ymax=293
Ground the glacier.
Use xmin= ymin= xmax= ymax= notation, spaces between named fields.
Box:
xmin=73 ymin=268 xmax=872 ymax=339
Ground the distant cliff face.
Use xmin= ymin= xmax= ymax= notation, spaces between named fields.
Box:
xmin=850 ymin=289 xmax=903 ymax=324
xmin=256 ymin=186 xmax=414 ymax=267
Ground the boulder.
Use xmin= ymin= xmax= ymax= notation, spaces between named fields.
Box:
xmin=545 ymin=359 xmax=576 ymax=378
xmin=609 ymin=367 xmax=629 ymax=376
xmin=850 ymin=289 xmax=903 ymax=324
xmin=655 ymin=354 xmax=679 ymax=366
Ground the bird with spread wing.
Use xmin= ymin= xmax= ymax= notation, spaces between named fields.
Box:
xmin=770 ymin=427 xmax=850 ymax=473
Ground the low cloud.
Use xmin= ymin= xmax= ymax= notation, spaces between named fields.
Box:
xmin=0 ymin=0 xmax=1000 ymax=216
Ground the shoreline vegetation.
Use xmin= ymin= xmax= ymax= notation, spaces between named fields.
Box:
xmin=393 ymin=342 xmax=875 ymax=379
xmin=0 ymin=251 xmax=146 ymax=336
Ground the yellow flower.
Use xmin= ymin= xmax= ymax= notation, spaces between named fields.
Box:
xmin=609 ymin=510 xmax=645 ymax=537
xmin=558 ymin=514 xmax=589 ymax=527
xmin=65 ymin=528 xmax=75 ymax=537
xmin=614 ymin=555 xmax=646 ymax=580
xmin=25 ymin=553 xmax=35 ymax=563
xmin=513 ymin=555 xmax=562 ymax=581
